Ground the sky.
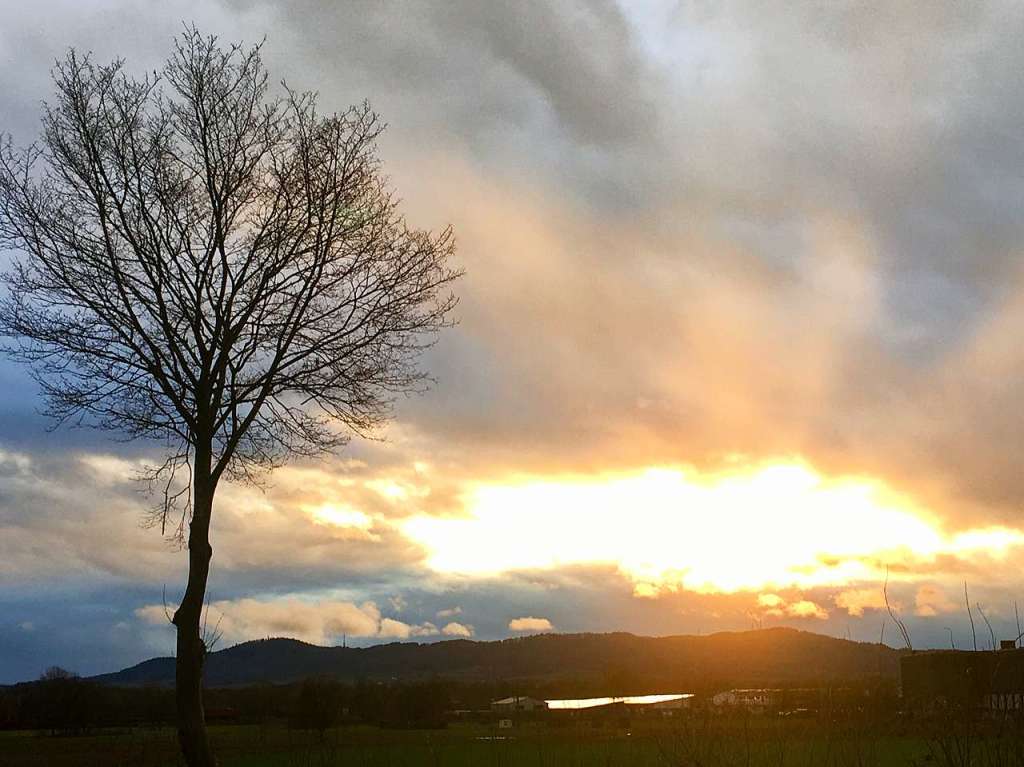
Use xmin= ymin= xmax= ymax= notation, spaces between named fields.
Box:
xmin=4 ymin=0 xmax=1024 ymax=683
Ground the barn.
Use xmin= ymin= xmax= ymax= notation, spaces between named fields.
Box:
xmin=490 ymin=696 xmax=548 ymax=712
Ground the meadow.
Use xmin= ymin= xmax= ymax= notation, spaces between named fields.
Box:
xmin=0 ymin=718 xmax=999 ymax=767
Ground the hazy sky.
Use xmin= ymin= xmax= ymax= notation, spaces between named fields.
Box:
xmin=5 ymin=1 xmax=1024 ymax=683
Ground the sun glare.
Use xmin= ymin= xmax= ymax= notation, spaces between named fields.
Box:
xmin=401 ymin=462 xmax=1024 ymax=594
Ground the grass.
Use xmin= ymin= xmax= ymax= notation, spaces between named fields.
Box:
xmin=0 ymin=719 xmax=984 ymax=767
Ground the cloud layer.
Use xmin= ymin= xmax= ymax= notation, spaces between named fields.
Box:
xmin=4 ymin=0 xmax=1024 ymax=680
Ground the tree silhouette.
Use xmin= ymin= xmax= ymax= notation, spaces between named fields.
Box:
xmin=292 ymin=677 xmax=342 ymax=737
xmin=31 ymin=667 xmax=94 ymax=735
xmin=0 ymin=28 xmax=459 ymax=767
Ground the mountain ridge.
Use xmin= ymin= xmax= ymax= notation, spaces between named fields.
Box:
xmin=92 ymin=627 xmax=902 ymax=689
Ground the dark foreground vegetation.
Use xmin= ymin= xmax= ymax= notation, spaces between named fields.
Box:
xmin=5 ymin=712 xmax=1024 ymax=767
xmin=5 ymin=671 xmax=1024 ymax=766
xmin=1 ymin=673 xmax=463 ymax=734
xmin=7 ymin=632 xmax=1024 ymax=765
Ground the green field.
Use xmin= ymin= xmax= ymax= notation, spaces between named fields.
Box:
xmin=0 ymin=721 xmax=964 ymax=767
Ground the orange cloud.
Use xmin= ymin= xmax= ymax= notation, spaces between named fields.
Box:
xmin=835 ymin=588 xmax=889 ymax=617
xmin=757 ymin=593 xmax=827 ymax=620
xmin=402 ymin=461 xmax=1024 ymax=595
xmin=914 ymin=585 xmax=958 ymax=617
xmin=786 ymin=600 xmax=829 ymax=620
xmin=508 ymin=616 xmax=554 ymax=632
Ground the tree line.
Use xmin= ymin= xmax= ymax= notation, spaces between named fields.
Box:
xmin=0 ymin=672 xmax=529 ymax=734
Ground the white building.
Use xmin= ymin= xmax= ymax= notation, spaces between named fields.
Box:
xmin=712 ymin=689 xmax=782 ymax=711
xmin=490 ymin=696 xmax=548 ymax=712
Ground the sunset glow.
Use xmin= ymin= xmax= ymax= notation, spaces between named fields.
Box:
xmin=10 ymin=0 xmax=1024 ymax=696
xmin=307 ymin=504 xmax=374 ymax=531
xmin=402 ymin=462 xmax=1024 ymax=594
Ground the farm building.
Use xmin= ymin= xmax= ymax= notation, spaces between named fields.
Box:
xmin=710 ymin=688 xmax=837 ymax=714
xmin=490 ymin=696 xmax=548 ymax=712
xmin=642 ymin=695 xmax=694 ymax=714
xmin=901 ymin=644 xmax=1024 ymax=712
xmin=546 ymin=694 xmax=692 ymax=711
xmin=544 ymin=694 xmax=694 ymax=720
xmin=712 ymin=689 xmax=782 ymax=712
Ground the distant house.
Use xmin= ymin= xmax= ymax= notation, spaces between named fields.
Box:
xmin=712 ymin=689 xmax=782 ymax=711
xmin=901 ymin=645 xmax=1024 ymax=713
xmin=490 ymin=696 xmax=547 ymax=712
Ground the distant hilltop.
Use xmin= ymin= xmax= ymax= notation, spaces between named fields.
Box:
xmin=92 ymin=627 xmax=902 ymax=689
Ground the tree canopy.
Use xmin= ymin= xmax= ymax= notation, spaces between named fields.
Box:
xmin=0 ymin=30 xmax=460 ymax=537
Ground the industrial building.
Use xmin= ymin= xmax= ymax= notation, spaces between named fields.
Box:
xmin=900 ymin=642 xmax=1024 ymax=712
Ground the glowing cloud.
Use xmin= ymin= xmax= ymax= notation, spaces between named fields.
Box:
xmin=304 ymin=504 xmax=376 ymax=538
xmin=402 ymin=462 xmax=1024 ymax=595
xmin=786 ymin=600 xmax=829 ymax=620
xmin=835 ymin=588 xmax=889 ymax=617
xmin=509 ymin=616 xmax=555 ymax=632
xmin=914 ymin=585 xmax=958 ymax=617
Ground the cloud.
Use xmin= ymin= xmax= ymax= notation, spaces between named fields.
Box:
xmin=508 ymin=616 xmax=554 ymax=632
xmin=436 ymin=607 xmax=462 ymax=618
xmin=786 ymin=600 xmax=829 ymax=621
xmin=0 ymin=445 xmax=440 ymax=591
xmin=389 ymin=595 xmax=408 ymax=613
xmin=5 ymin=2 xmax=1024 ymax=527
xmin=401 ymin=462 xmax=1024 ymax=595
xmin=7 ymin=0 xmax=1024 ymax=681
xmin=378 ymin=618 xmax=414 ymax=639
xmin=757 ymin=593 xmax=827 ymax=620
xmin=135 ymin=598 xmax=439 ymax=646
xmin=835 ymin=588 xmax=888 ymax=617
xmin=914 ymin=585 xmax=958 ymax=617
xmin=411 ymin=622 xmax=439 ymax=637
xmin=440 ymin=622 xmax=474 ymax=637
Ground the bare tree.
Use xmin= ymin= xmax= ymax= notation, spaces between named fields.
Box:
xmin=0 ymin=28 xmax=459 ymax=767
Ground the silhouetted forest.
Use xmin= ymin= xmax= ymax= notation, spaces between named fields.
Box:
xmin=0 ymin=673 xmax=470 ymax=733
xmin=91 ymin=628 xmax=901 ymax=689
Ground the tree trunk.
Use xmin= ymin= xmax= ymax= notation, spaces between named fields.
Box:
xmin=172 ymin=444 xmax=217 ymax=767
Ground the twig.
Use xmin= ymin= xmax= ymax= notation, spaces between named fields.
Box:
xmin=883 ymin=567 xmax=912 ymax=650
xmin=1015 ymin=601 xmax=1020 ymax=648
xmin=965 ymin=582 xmax=977 ymax=651
xmin=977 ymin=604 xmax=996 ymax=651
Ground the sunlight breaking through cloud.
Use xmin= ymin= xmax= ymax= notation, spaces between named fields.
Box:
xmin=402 ymin=462 xmax=1024 ymax=595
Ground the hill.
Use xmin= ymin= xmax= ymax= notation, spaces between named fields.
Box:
xmin=92 ymin=628 xmax=901 ymax=690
